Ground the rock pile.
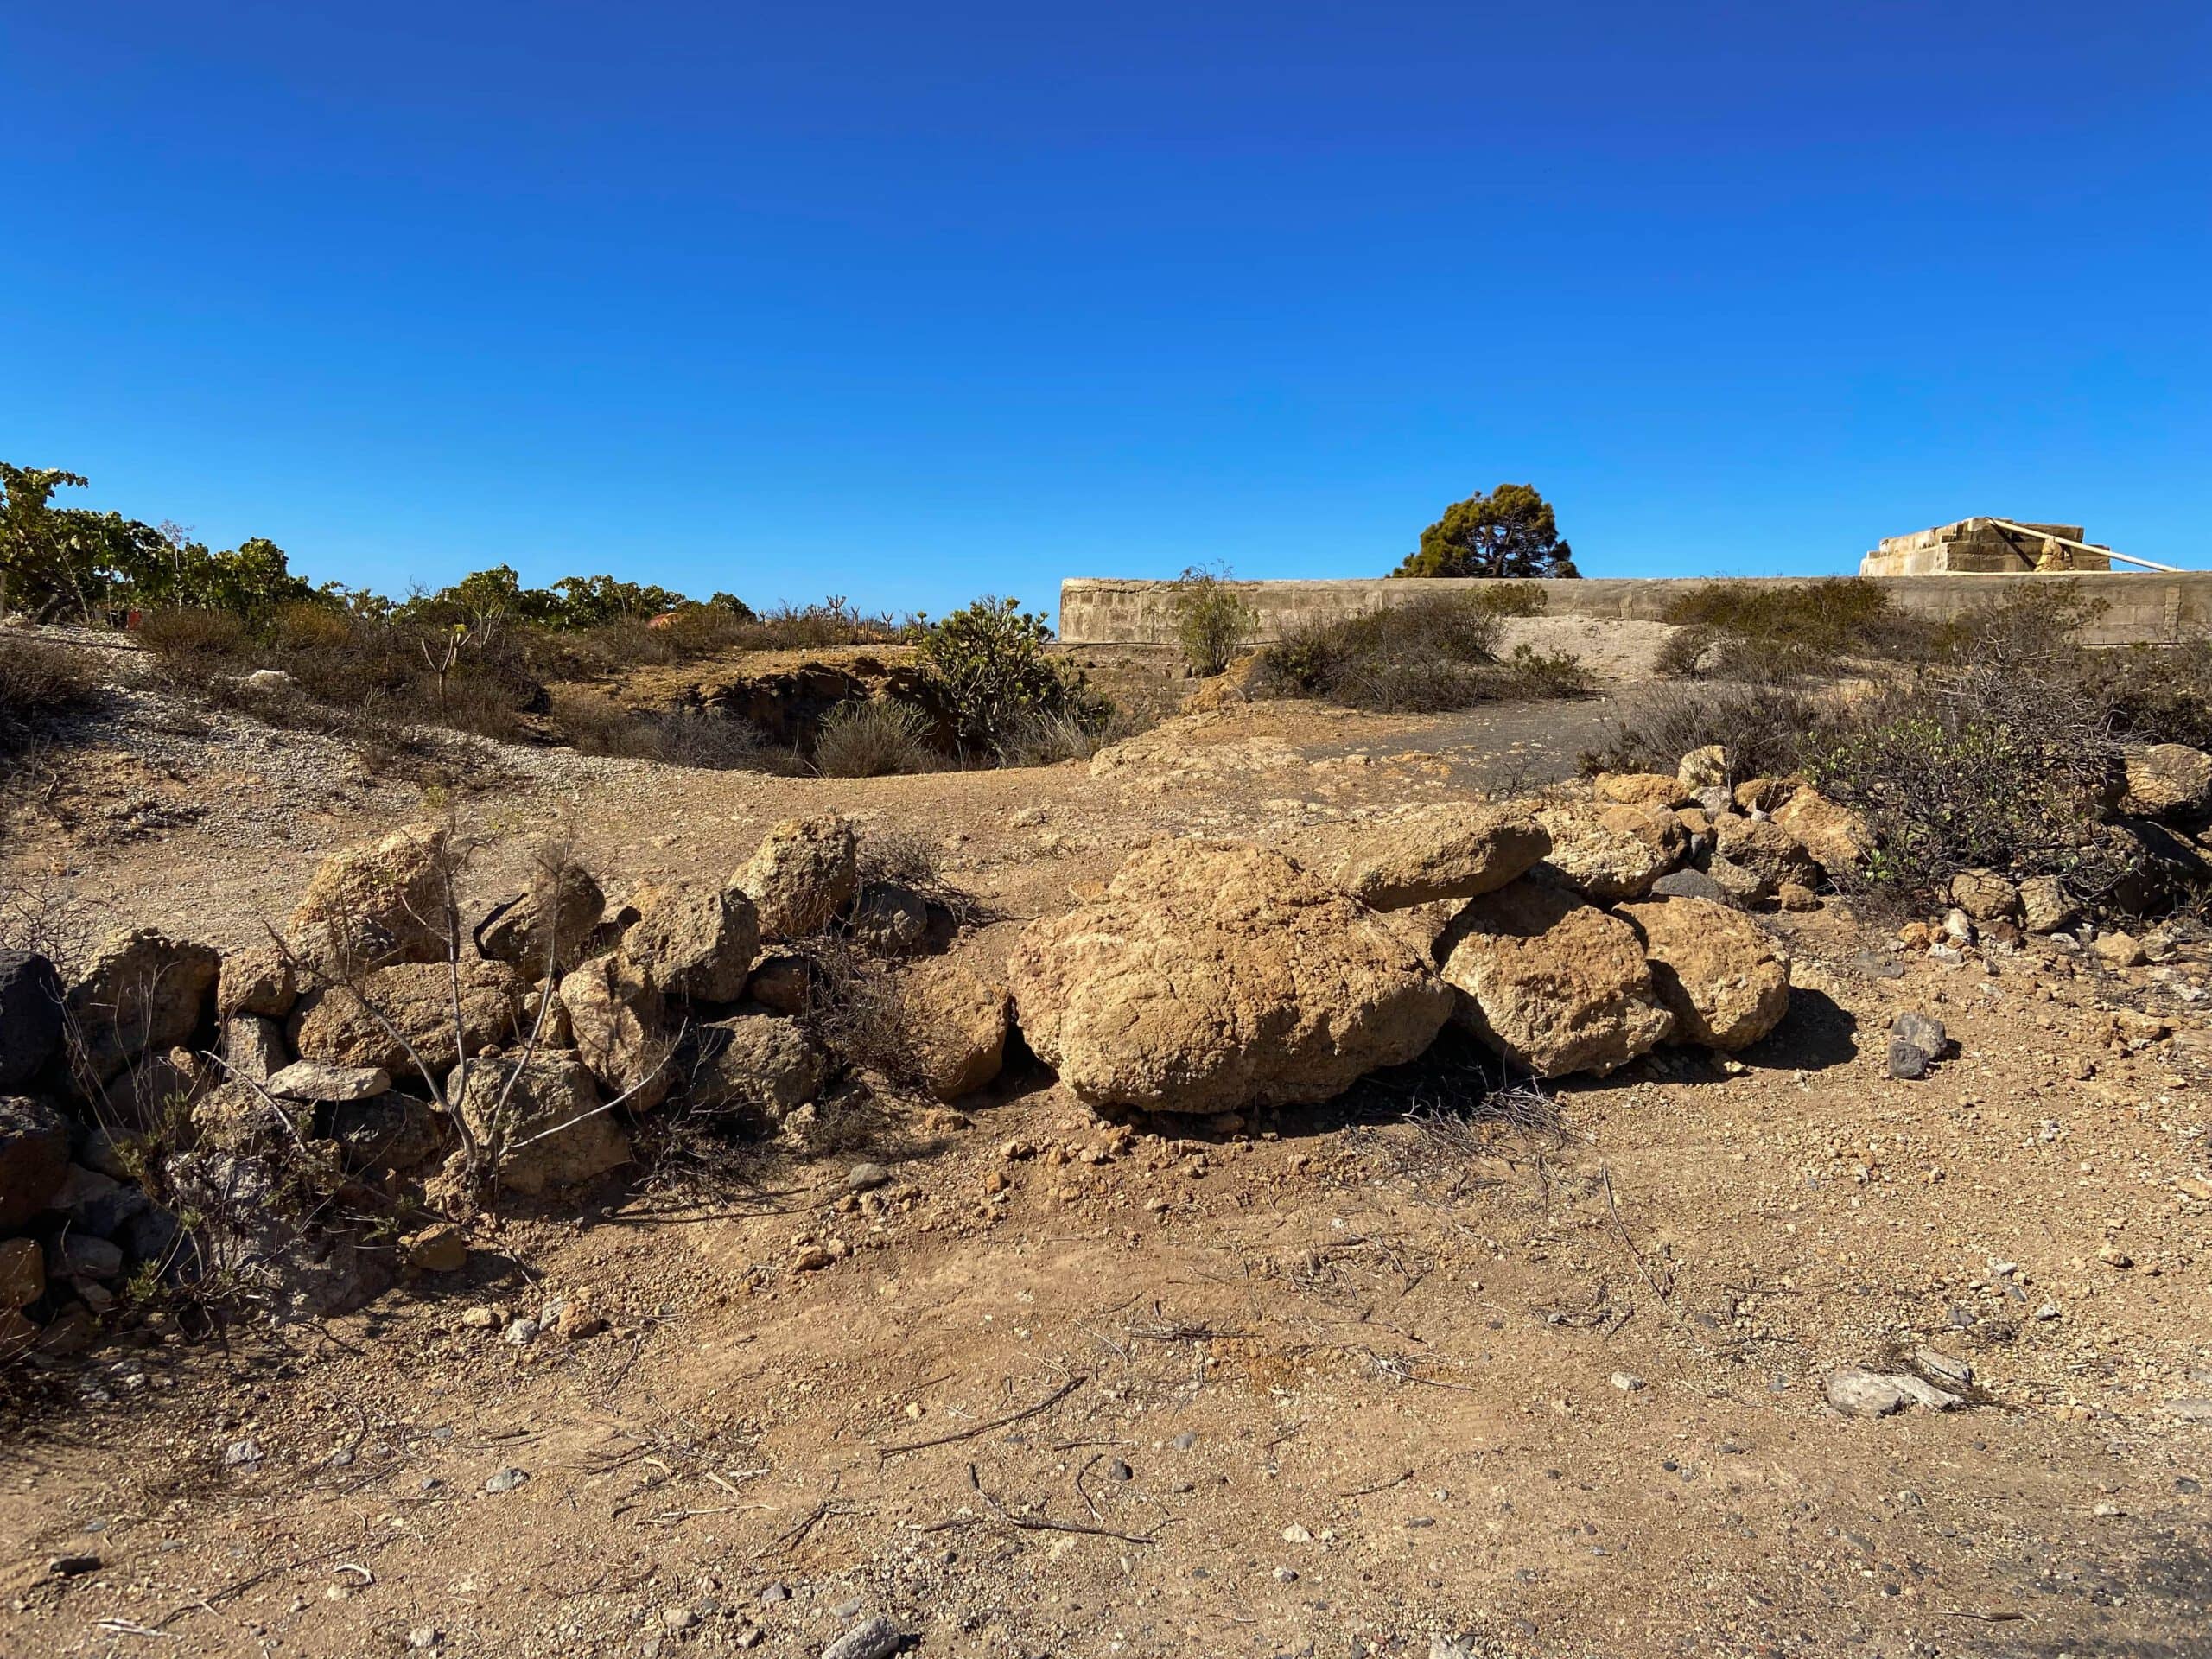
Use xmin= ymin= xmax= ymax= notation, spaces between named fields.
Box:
xmin=1007 ymin=766 xmax=1814 ymax=1109
xmin=0 ymin=810 xmax=1014 ymax=1354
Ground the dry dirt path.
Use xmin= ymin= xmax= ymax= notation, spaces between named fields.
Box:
xmin=2 ymin=690 xmax=2209 ymax=1658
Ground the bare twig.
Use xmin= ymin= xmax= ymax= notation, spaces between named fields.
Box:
xmin=874 ymin=1375 xmax=1087 ymax=1460
xmin=967 ymin=1464 xmax=1166 ymax=1545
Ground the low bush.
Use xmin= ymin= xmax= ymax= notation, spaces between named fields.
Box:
xmin=1255 ymin=587 xmax=1572 ymax=713
xmin=1169 ymin=564 xmax=1257 ymax=676
xmin=2079 ymin=639 xmax=2212 ymax=749
xmin=811 ymin=699 xmax=938 ymax=778
xmin=1584 ymin=676 xmax=1834 ymax=784
xmin=1656 ymin=577 xmax=1938 ymax=679
xmin=553 ymin=692 xmax=789 ymax=771
xmin=1808 ymin=668 xmax=2128 ymax=906
xmin=0 ymin=631 xmax=97 ymax=757
xmin=915 ymin=597 xmax=1108 ymax=758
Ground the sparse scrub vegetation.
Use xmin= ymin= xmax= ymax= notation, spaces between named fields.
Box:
xmin=811 ymin=699 xmax=938 ymax=778
xmin=914 ymin=595 xmax=1110 ymax=759
xmin=1656 ymin=577 xmax=1939 ymax=679
xmin=1168 ymin=563 xmax=1256 ymax=676
xmin=1255 ymin=586 xmax=1574 ymax=712
xmin=0 ymin=632 xmax=97 ymax=759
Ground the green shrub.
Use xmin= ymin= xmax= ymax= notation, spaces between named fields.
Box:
xmin=917 ymin=596 xmax=1106 ymax=757
xmin=1168 ymin=564 xmax=1256 ymax=676
xmin=812 ymin=699 xmax=938 ymax=778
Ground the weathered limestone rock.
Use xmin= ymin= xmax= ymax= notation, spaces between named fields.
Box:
xmin=738 ymin=815 xmax=859 ymax=939
xmin=326 ymin=1090 xmax=452 ymax=1173
xmin=478 ymin=862 xmax=607 ymax=976
xmin=2120 ymin=743 xmax=2212 ymax=823
xmin=287 ymin=821 xmax=452 ymax=972
xmin=559 ymin=954 xmax=672 ymax=1110
xmin=622 ymin=881 xmax=760 ymax=1002
xmin=1592 ymin=772 xmax=1694 ymax=810
xmin=1770 ymin=789 xmax=1874 ymax=878
xmin=1534 ymin=804 xmax=1684 ymax=902
xmin=0 ymin=952 xmax=62 ymax=1090
xmin=849 ymin=883 xmax=932 ymax=955
xmin=220 ymin=1014 xmax=288 ymax=1083
xmin=1293 ymin=804 xmax=1550 ymax=911
xmin=1007 ymin=839 xmax=1453 ymax=1115
xmin=266 ymin=1060 xmax=392 ymax=1103
xmin=1703 ymin=852 xmax=1773 ymax=907
xmin=1947 ymin=870 xmax=2022 ymax=924
xmin=1436 ymin=882 xmax=1674 ymax=1077
xmin=290 ymin=960 xmax=524 ymax=1077
xmin=899 ymin=957 xmax=1012 ymax=1102
xmin=217 ymin=945 xmax=296 ymax=1020
xmin=1677 ymin=746 xmax=1730 ymax=791
xmin=2018 ymin=875 xmax=2081 ymax=935
xmin=1618 ymin=897 xmax=1790 ymax=1051
xmin=0 ymin=1096 xmax=70 ymax=1229
xmin=686 ymin=1013 xmax=829 ymax=1124
xmin=1711 ymin=815 xmax=1821 ymax=891
xmin=65 ymin=931 xmax=219 ymax=1082
xmin=745 ymin=954 xmax=814 ymax=1015
xmin=454 ymin=1052 xmax=628 ymax=1197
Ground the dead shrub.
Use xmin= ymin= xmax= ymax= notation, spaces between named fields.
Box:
xmin=811 ymin=699 xmax=937 ymax=778
xmin=2079 ymin=638 xmax=2212 ymax=749
xmin=553 ymin=692 xmax=789 ymax=771
xmin=1586 ymin=677 xmax=1833 ymax=784
xmin=1808 ymin=668 xmax=2128 ymax=907
xmin=1255 ymin=588 xmax=1573 ymax=713
xmin=0 ymin=632 xmax=97 ymax=758
xmin=1657 ymin=578 xmax=1937 ymax=679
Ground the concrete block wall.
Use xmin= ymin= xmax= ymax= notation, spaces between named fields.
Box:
xmin=1059 ymin=573 xmax=2212 ymax=649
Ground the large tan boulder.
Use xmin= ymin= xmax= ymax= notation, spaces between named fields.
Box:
xmin=559 ymin=954 xmax=673 ymax=1109
xmin=1534 ymin=803 xmax=1684 ymax=901
xmin=686 ymin=1013 xmax=828 ymax=1126
xmin=1711 ymin=815 xmax=1821 ymax=890
xmin=1677 ymin=746 xmax=1730 ymax=790
xmin=1007 ymin=839 xmax=1453 ymax=1115
xmin=477 ymin=862 xmax=606 ymax=976
xmin=899 ymin=957 xmax=1013 ymax=1101
xmin=1770 ymin=789 xmax=1873 ymax=878
xmin=2018 ymin=875 xmax=2082 ymax=935
xmin=622 ymin=881 xmax=760 ymax=1003
xmin=2120 ymin=743 xmax=2212 ymax=823
xmin=455 ymin=1052 xmax=628 ymax=1197
xmin=739 ymin=816 xmax=859 ymax=938
xmin=65 ymin=931 xmax=219 ymax=1082
xmin=1617 ymin=897 xmax=1790 ymax=1051
xmin=290 ymin=960 xmax=524 ymax=1078
xmin=1290 ymin=804 xmax=1550 ymax=911
xmin=1438 ymin=883 xmax=1674 ymax=1077
xmin=1946 ymin=869 xmax=2021 ymax=923
xmin=1592 ymin=772 xmax=1694 ymax=810
xmin=217 ymin=945 xmax=295 ymax=1020
xmin=287 ymin=822 xmax=452 ymax=973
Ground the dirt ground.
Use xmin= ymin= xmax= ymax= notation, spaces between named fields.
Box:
xmin=2 ymin=648 xmax=2209 ymax=1659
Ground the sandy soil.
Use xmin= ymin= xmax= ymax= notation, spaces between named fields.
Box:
xmin=1 ymin=649 xmax=2208 ymax=1659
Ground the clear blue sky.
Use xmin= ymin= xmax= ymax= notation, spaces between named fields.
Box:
xmin=4 ymin=3 xmax=2207 ymax=621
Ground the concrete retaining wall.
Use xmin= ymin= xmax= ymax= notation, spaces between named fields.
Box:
xmin=1059 ymin=573 xmax=2212 ymax=649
